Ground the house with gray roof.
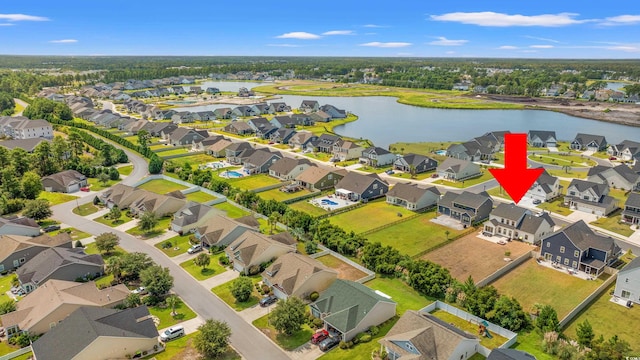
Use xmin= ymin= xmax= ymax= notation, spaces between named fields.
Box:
xmin=31 ymin=306 xmax=159 ymax=360
xmin=487 ymin=349 xmax=536 ymax=360
xmin=526 ymin=169 xmax=561 ymax=202
xmin=0 ymin=215 xmax=41 ymax=237
xmin=17 ymin=247 xmax=104 ymax=293
xmin=386 ymin=183 xmax=440 ymax=211
xmin=191 ymin=135 xmax=224 ymax=152
xmin=310 ymin=279 xmax=396 ymax=341
xmin=295 ymin=166 xmax=346 ymax=191
xmin=153 ymin=122 xmax=178 ymax=138
xmin=394 ymin=153 xmax=438 ymax=174
xmin=0 ymin=233 xmax=72 ymax=273
xmin=608 ymin=140 xmax=640 ymax=161
xmin=587 ymin=164 xmax=640 ymax=191
xmin=262 ymin=252 xmax=338 ymax=300
xmin=359 ymin=146 xmax=396 ymax=167
xmin=320 ymin=104 xmax=347 ymax=119
xmin=42 ymin=170 xmax=88 ymax=193
xmin=0 ymin=138 xmax=51 ymax=152
xmin=171 ymin=111 xmax=195 ymax=124
xmin=622 ymin=192 xmax=640 ymax=225
xmin=232 ymin=105 xmax=257 ymax=117
xmin=225 ymin=141 xmax=254 ymax=164
xmin=270 ymin=102 xmax=291 ymax=112
xmin=438 ymin=191 xmax=493 ymax=227
xmin=564 ymin=179 xmax=618 ymax=216
xmin=169 ymin=128 xmax=208 ymax=146
xmin=614 ymin=257 xmax=640 ymax=305
xmin=446 ymin=140 xmax=493 ymax=161
xmin=243 ymin=149 xmax=282 ymax=174
xmin=571 ymin=133 xmax=607 ymax=152
xmin=527 ymin=130 xmax=557 ymax=148
xmin=332 ymin=139 xmax=365 ymax=161
xmin=171 ymin=201 xmax=219 ymax=234
xmin=300 ymin=100 xmax=320 ymax=113
xmin=379 ymin=310 xmax=479 ymax=360
xmin=194 ymin=214 xmax=259 ymax=248
xmin=271 ymin=115 xmax=297 ymax=129
xmin=483 ymin=203 xmax=555 ymax=244
xmin=288 ymin=131 xmax=318 ymax=150
xmin=268 ymin=157 xmax=312 ymax=181
xmin=334 ymin=172 xmax=389 ymax=202
xmin=223 ymin=121 xmax=254 ymax=135
xmin=269 ymin=128 xmax=297 ymax=144
xmin=540 ymin=220 xmax=621 ymax=276
xmin=0 ymin=116 xmax=53 ymax=140
xmin=225 ymin=231 xmax=295 ymax=274
xmin=436 ymin=158 xmax=481 ymax=181
xmin=213 ymin=107 xmax=233 ymax=119
xmin=311 ymin=134 xmax=341 ymax=153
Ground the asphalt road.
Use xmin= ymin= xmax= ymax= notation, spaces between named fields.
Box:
xmin=51 ymin=147 xmax=289 ymax=360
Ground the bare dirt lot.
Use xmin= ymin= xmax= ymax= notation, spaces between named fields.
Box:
xmin=315 ymin=254 xmax=368 ymax=281
xmin=422 ymin=233 xmax=535 ymax=283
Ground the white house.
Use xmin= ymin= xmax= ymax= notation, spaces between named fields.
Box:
xmin=614 ymin=257 xmax=640 ymax=305
xmin=526 ymin=170 xmax=561 ymax=202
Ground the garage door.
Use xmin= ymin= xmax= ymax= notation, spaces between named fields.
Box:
xmin=68 ymin=184 xmax=80 ymax=193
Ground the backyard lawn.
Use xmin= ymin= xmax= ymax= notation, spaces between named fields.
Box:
xmin=171 ymin=154 xmax=215 ymax=169
xmin=180 ymin=254 xmax=227 ymax=280
xmin=546 ymin=168 xmax=588 ymax=179
xmin=590 ymin=210 xmax=634 ymax=237
xmin=432 ymin=171 xmax=494 ymax=189
xmin=318 ymin=317 xmax=397 ymax=360
xmin=49 ymin=227 xmax=91 ymax=241
xmin=288 ymin=200 xmax=328 ymax=217
xmin=227 ymin=174 xmax=281 ymax=191
xmin=155 ymin=234 xmax=193 ymax=257
xmin=257 ymin=188 xmax=314 ymax=202
xmin=0 ymin=341 xmax=24 ymax=358
xmin=390 ymin=170 xmax=436 ymax=180
xmin=528 ymin=153 xmax=596 ymax=167
xmin=365 ymin=276 xmax=434 ymax=315
xmin=117 ymin=165 xmax=134 ymax=176
xmin=137 ymin=179 xmax=188 ymax=194
xmin=213 ymin=202 xmax=250 ymax=218
xmin=184 ymin=191 xmax=217 ymax=203
xmin=512 ymin=331 xmax=555 ymax=360
xmin=211 ymin=276 xmax=261 ymax=311
xmin=388 ymin=141 xmax=458 ymax=157
xmin=431 ymin=309 xmax=507 ymax=349
xmin=72 ymin=203 xmax=99 ymax=216
xmin=157 ymin=148 xmax=190 ymax=158
xmin=126 ymin=217 xmax=172 ymax=239
xmin=315 ymin=254 xmax=367 ymax=281
xmin=536 ymin=197 xmax=573 ymax=216
xmin=38 ymin=191 xmax=78 ymax=205
xmin=328 ymin=200 xmax=415 ymax=234
xmin=366 ymin=211 xmax=466 ymax=257
xmin=88 ymin=178 xmax=120 ymax=191
xmin=94 ymin=211 xmax=134 ymax=227
xmin=491 ymin=259 xmax=604 ymax=318
xmin=252 ymin=314 xmax=313 ymax=350
xmin=148 ymin=296 xmax=197 ymax=329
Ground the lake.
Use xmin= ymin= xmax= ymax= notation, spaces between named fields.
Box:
xmin=175 ymin=91 xmax=640 ymax=148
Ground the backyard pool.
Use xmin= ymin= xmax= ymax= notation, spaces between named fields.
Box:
xmin=321 ymin=199 xmax=338 ymax=206
xmin=311 ymin=196 xmax=355 ymax=211
xmin=220 ymin=170 xmax=243 ymax=178
xmin=435 ymin=150 xmax=447 ymax=155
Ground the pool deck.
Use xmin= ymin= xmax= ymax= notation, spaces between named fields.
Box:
xmin=310 ymin=195 xmax=356 ymax=211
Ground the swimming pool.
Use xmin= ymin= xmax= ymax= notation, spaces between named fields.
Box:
xmin=222 ymin=170 xmax=243 ymax=178
xmin=435 ymin=150 xmax=447 ymax=155
xmin=321 ymin=199 xmax=338 ymax=206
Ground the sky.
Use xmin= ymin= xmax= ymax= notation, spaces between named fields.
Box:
xmin=1 ymin=1 xmax=640 ymax=58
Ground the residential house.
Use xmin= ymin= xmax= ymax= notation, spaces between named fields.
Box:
xmin=526 ymin=169 xmax=561 ymax=202
xmin=271 ymin=115 xmax=297 ymax=129
xmin=194 ymin=214 xmax=259 ymax=248
xmin=207 ymin=138 xmax=233 ymax=157
xmin=0 ymin=116 xmax=53 ymax=140
xmin=191 ymin=135 xmax=224 ymax=152
xmin=0 ymin=280 xmax=129 ymax=338
xmin=0 ymin=138 xmax=51 ymax=153
xmin=247 ymin=117 xmax=275 ymax=137
xmin=622 ymin=192 xmax=640 ymax=224
xmin=238 ymin=87 xmax=254 ymax=97
xmin=295 ymin=166 xmax=345 ymax=191
xmin=386 ymin=183 xmax=440 ymax=211
xmin=171 ymin=201 xmax=219 ymax=234
xmin=171 ymin=111 xmax=195 ymax=124
xmin=213 ymin=107 xmax=233 ymax=120
xmin=310 ymin=111 xmax=331 ymax=123
xmin=571 ymin=133 xmax=608 ymax=152
xmin=31 ymin=306 xmax=159 ymax=360
xmin=206 ymin=87 xmax=220 ymax=94
xmin=0 ymin=233 xmax=72 ymax=272
xmin=269 ymin=128 xmax=297 ymax=144
xmin=437 ymin=191 xmax=493 ymax=227
xmin=288 ymin=131 xmax=317 ymax=150
xmin=171 ymin=86 xmax=185 ymax=94
xmin=17 ymin=248 xmax=104 ymax=293
xmin=0 ymin=216 xmax=41 ymax=237
xmin=613 ymin=257 xmax=640 ymax=305
xmin=290 ymin=113 xmax=314 ymax=126
xmin=169 ymin=128 xmax=208 ymax=146
xmin=225 ymin=142 xmax=254 ymax=165
xmin=379 ymin=310 xmax=480 ymax=360
xmin=319 ymin=104 xmax=347 ymax=119
xmin=359 ymin=147 xmax=396 ymax=167
xmin=262 ymin=252 xmax=338 ymax=300
xmin=332 ymin=139 xmax=365 ymax=161
xmin=189 ymin=86 xmax=203 ymax=94
xmin=564 ymin=179 xmax=618 ymax=216
xmin=312 ymin=134 xmax=341 ymax=153
xmin=483 ymin=203 xmax=555 ymax=244
xmin=540 ymin=220 xmax=621 ymax=276
xmin=232 ymin=105 xmax=257 ymax=117
xmin=587 ymin=164 xmax=640 ymax=191
xmin=42 ymin=170 xmax=88 ymax=193
xmin=268 ymin=157 xmax=312 ymax=181
xmin=152 ymin=123 xmax=178 ymax=138
xmin=253 ymin=103 xmax=274 ymax=115
xmin=243 ymin=149 xmax=282 ymax=174
xmin=334 ymin=172 xmax=389 ymax=202
xmin=393 ymin=153 xmax=438 ymax=174
xmin=223 ymin=121 xmax=254 ymax=135
xmin=100 ymin=184 xmax=187 ymax=217
xmin=270 ymin=102 xmax=291 ymax=112
xmin=300 ymin=100 xmax=320 ymax=112
xmin=528 ymin=130 xmax=557 ymax=148
xmin=196 ymin=111 xmax=216 ymax=121
xmin=436 ymin=158 xmax=481 ymax=181
xmin=310 ymin=279 xmax=396 ymax=341
xmin=225 ymin=232 xmax=295 ymax=274
xmin=446 ymin=140 xmax=492 ymax=161
xmin=608 ymin=140 xmax=640 ymax=161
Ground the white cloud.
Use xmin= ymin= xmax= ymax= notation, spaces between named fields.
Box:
xmin=523 ymin=35 xmax=560 ymax=43
xmin=606 ymin=44 xmax=640 ymax=52
xmin=275 ymin=32 xmax=321 ymax=40
xmin=530 ymin=45 xmax=554 ymax=48
xmin=363 ymin=24 xmax=387 ymax=28
xmin=266 ymin=44 xmax=301 ymax=47
xmin=498 ymin=45 xmax=519 ymax=50
xmin=428 ymin=36 xmax=468 ymax=46
xmin=430 ymin=12 xmax=589 ymax=27
xmin=520 ymin=50 xmax=538 ymax=53
xmin=359 ymin=42 xmax=412 ymax=48
xmin=322 ymin=30 xmax=354 ymax=35
xmin=396 ymin=52 xmax=413 ymax=56
xmin=0 ymin=13 xmax=49 ymax=22
xmin=0 ymin=23 xmax=15 ymax=26
xmin=49 ymin=39 xmax=78 ymax=43
xmin=445 ymin=51 xmax=456 ymax=54
xmin=600 ymin=15 xmax=640 ymax=26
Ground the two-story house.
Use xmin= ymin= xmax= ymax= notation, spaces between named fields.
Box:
xmin=300 ymin=100 xmax=320 ymax=112
xmin=295 ymin=166 xmax=346 ymax=191
xmin=608 ymin=140 xmax=640 ymax=161
xmin=332 ymin=139 xmax=365 ymax=162
xmin=526 ymin=169 xmax=561 ymax=202
xmin=436 ymin=158 xmax=481 ymax=181
xmin=288 ymin=131 xmax=318 ymax=150
xmin=587 ymin=164 xmax=640 ymax=191
xmin=225 ymin=142 xmax=254 ymax=165
xmin=483 ymin=203 xmax=555 ymax=244
xmin=528 ymin=130 xmax=557 ymax=148
xmin=446 ymin=140 xmax=493 ymax=161
xmin=614 ymin=257 xmax=640 ymax=305
xmin=393 ymin=153 xmax=438 ymax=174
xmin=564 ymin=179 xmax=618 ymax=216
xmin=437 ymin=191 xmax=493 ymax=227
xmin=242 ymin=149 xmax=282 ymax=175
xmin=359 ymin=147 xmax=396 ymax=167
xmin=622 ymin=192 xmax=640 ymax=225
xmin=268 ymin=157 xmax=312 ymax=181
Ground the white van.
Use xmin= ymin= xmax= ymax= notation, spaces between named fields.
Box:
xmin=159 ymin=326 xmax=185 ymax=342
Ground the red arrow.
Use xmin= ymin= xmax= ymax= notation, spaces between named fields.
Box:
xmin=489 ymin=133 xmax=543 ymax=203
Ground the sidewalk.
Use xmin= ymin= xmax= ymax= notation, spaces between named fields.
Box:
xmin=86 ymin=208 xmax=110 ymax=220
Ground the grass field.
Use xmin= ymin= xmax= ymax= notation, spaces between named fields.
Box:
xmin=257 ymin=188 xmax=313 ymax=202
xmin=487 ymin=186 xmax=512 ymax=201
xmin=512 ymin=330 xmax=554 ymax=360
xmin=492 ymin=259 xmax=604 ymax=318
xmin=590 ymin=210 xmax=634 ymax=237
xmin=546 ymin=168 xmax=588 ymax=179
xmin=211 ymin=276 xmax=261 ymax=311
xmin=149 ymin=144 xmax=169 ymax=151
xmin=563 ymin=284 xmax=640 ymax=352
xmin=180 ymin=254 xmax=227 ymax=280
xmin=155 ymin=234 xmax=193 ymax=257
xmin=388 ymin=141 xmax=458 ymax=157
xmin=252 ymin=314 xmax=313 ymax=350
xmin=38 ymin=191 xmax=78 ymax=205
xmin=184 ymin=191 xmax=217 ymax=203
xmin=171 ymin=154 xmax=217 ymax=169
xmin=528 ymin=153 xmax=596 ymax=167
xmin=126 ymin=217 xmax=172 ymax=239
xmin=366 ymin=211 xmax=467 ymax=257
xmin=94 ymin=211 xmax=134 ymax=227
xmin=117 ymin=165 xmax=134 ymax=176
xmin=536 ymin=197 xmax=574 ymax=216
xmin=328 ymin=200 xmax=416 ymax=234
xmin=431 ymin=309 xmax=507 ymax=348
xmin=213 ymin=202 xmax=250 ymax=218
xmin=303 ymin=152 xmax=333 ymax=162
xmin=157 ymin=148 xmax=190 ymax=157
xmin=365 ymin=276 xmax=434 ymax=315
xmin=88 ymin=178 xmax=120 ymax=191
xmin=72 ymin=203 xmax=99 ymax=216
xmin=84 ymin=243 xmax=127 ymax=259
xmin=315 ymin=254 xmax=367 ymax=281
xmin=137 ymin=179 xmax=188 ymax=194
xmin=288 ymin=200 xmax=328 ymax=217
xmin=148 ymin=296 xmax=197 ymax=329
xmin=390 ymin=170 xmax=436 ymax=180
xmin=49 ymin=227 xmax=91 ymax=241
xmin=227 ymin=174 xmax=281 ymax=191
xmin=318 ymin=317 xmax=398 ymax=360
xmin=433 ymin=171 xmax=494 ymax=189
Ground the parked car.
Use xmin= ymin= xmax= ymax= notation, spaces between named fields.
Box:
xmin=159 ymin=326 xmax=185 ymax=342
xmin=42 ymin=225 xmax=61 ymax=233
xmin=259 ymin=295 xmax=278 ymax=307
xmin=318 ymin=336 xmax=340 ymax=351
xmin=131 ymin=286 xmax=147 ymax=295
xmin=311 ymin=329 xmax=329 ymax=344
xmin=431 ymin=173 xmax=439 ymax=178
xmin=532 ymin=199 xmax=542 ymax=205
xmin=187 ymin=244 xmax=203 ymax=254
xmin=80 ymin=187 xmax=90 ymax=192
xmin=609 ymin=157 xmax=617 ymax=160
xmin=385 ymin=169 xmax=395 ymax=175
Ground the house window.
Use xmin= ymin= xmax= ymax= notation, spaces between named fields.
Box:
xmin=626 ymin=278 xmax=629 ymax=283
xmin=524 ymin=235 xmax=529 ymax=240
xmin=373 ymin=184 xmax=378 ymax=190
xmin=556 ymin=255 xmax=561 ymax=262
xmin=564 ymin=258 xmax=569 ymax=266
xmin=560 ymin=246 xmax=565 ymax=253
xmin=572 ymin=261 xmax=577 ymax=268
xmin=570 ymin=191 xmax=576 ymax=196
xmin=0 ymin=264 xmax=4 ymax=272
xmin=574 ymin=250 xmax=580 ymax=258
xmin=12 ymin=260 xmax=18 ymax=267
xmin=546 ymin=242 xmax=550 ymax=247
xmin=622 ymin=290 xmax=631 ymax=298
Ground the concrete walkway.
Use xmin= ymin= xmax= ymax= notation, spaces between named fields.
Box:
xmin=238 ymin=303 xmax=271 ymax=322
xmin=113 ymin=220 xmax=140 ymax=232
xmin=86 ymin=208 xmax=110 ymax=220
xmin=200 ymin=270 xmax=239 ymax=290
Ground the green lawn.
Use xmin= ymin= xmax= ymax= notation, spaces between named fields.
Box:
xmin=148 ymin=296 xmax=197 ymax=329
xmin=88 ymin=178 xmax=120 ymax=191
xmin=388 ymin=141 xmax=459 ymax=157
xmin=512 ymin=330 xmax=554 ymax=360
xmin=528 ymin=153 xmax=596 ymax=167
xmin=252 ymin=314 xmax=313 ymax=351
xmin=213 ymin=202 xmax=250 ymax=218
xmin=564 ymin=284 xmax=640 ymax=352
xmin=94 ymin=211 xmax=134 ymax=227
xmin=590 ymin=210 xmax=634 ymax=237
xmin=49 ymin=227 xmax=91 ymax=241
xmin=365 ymin=277 xmax=434 ymax=315
xmin=433 ymin=171 xmax=494 ymax=189
xmin=38 ymin=191 xmax=78 ymax=205
xmin=142 ymin=332 xmax=240 ymax=360
xmin=72 ymin=203 xmax=99 ymax=216
xmin=487 ymin=186 xmax=512 ymax=201
xmin=258 ymin=188 xmax=314 ymax=202
xmin=12 ymin=102 xmax=25 ymax=115
xmin=609 ymin=188 xmax=629 ymax=204
xmin=227 ymin=174 xmax=281 ymax=191
xmin=155 ymin=234 xmax=194 ymax=257
xmin=126 ymin=217 xmax=172 ymax=239
xmin=328 ymin=199 xmax=416 ymax=234
xmin=304 ymin=152 xmax=332 ymax=162
xmin=184 ymin=191 xmax=217 ymax=203
xmin=84 ymin=243 xmax=127 ymax=261
xmin=171 ymin=154 xmax=215 ymax=169
xmin=288 ymin=200 xmax=328 ymax=217
xmin=546 ymin=168 xmax=588 ymax=179
xmin=318 ymin=317 xmax=398 ymax=360
xmin=492 ymin=259 xmax=604 ymax=318
xmin=211 ymin=276 xmax=261 ymax=311
xmin=180 ymin=255 xmax=227 ymax=280
xmin=432 ymin=309 xmax=507 ymax=348
xmin=8 ymin=351 xmax=33 ymax=360
xmin=390 ymin=170 xmax=436 ymax=180
xmin=137 ymin=179 xmax=188 ymax=194
xmin=149 ymin=144 xmax=169 ymax=151
xmin=0 ymin=341 xmax=24 ymax=358
xmin=536 ymin=197 xmax=574 ymax=216
xmin=0 ymin=274 xmax=17 ymax=304
xmin=157 ymin=148 xmax=190 ymax=158
xmin=365 ymin=211 xmax=466 ymax=257
xmin=117 ymin=165 xmax=134 ymax=176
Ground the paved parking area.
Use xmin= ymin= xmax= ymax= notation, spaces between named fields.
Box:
xmin=430 ymin=215 xmax=465 ymax=230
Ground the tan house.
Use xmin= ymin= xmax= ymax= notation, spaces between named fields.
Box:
xmin=206 ymin=138 xmax=233 ymax=157
xmin=332 ymin=139 xmax=365 ymax=161
xmin=386 ymin=183 xmax=440 ymax=211
xmin=170 ymin=202 xmax=220 ymax=234
xmin=436 ymin=158 xmax=481 ymax=181
xmin=194 ymin=214 xmax=259 ymax=248
xmin=295 ymin=166 xmax=346 ymax=191
xmin=268 ymin=157 xmax=312 ymax=181
xmin=100 ymin=184 xmax=186 ymax=217
xmin=1 ymin=280 xmax=129 ymax=338
xmin=0 ymin=233 xmax=72 ymax=272
xmin=262 ymin=253 xmax=338 ymax=300
xmin=42 ymin=170 xmax=88 ymax=193
xmin=225 ymin=232 xmax=295 ymax=274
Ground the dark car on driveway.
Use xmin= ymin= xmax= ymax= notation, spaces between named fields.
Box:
xmin=42 ymin=225 xmax=61 ymax=233
xmin=259 ymin=295 xmax=278 ymax=307
xmin=319 ymin=337 xmax=340 ymax=351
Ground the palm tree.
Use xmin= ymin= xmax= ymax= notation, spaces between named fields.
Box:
xmin=105 ymin=256 xmax=124 ymax=283
xmin=268 ymin=212 xmax=280 ymax=234
xmin=445 ymin=230 xmax=451 ymax=240
xmin=166 ymin=295 xmax=179 ymax=317
xmin=409 ymin=165 xmax=417 ymax=179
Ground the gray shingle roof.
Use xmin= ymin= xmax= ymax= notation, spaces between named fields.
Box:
xmin=334 ymin=172 xmax=388 ymax=195
xmin=487 ymin=349 xmax=536 ymax=360
xmin=625 ymin=192 xmax=640 ymax=208
xmin=17 ymin=248 xmax=103 ymax=285
xmin=548 ymin=220 xmax=620 ymax=254
xmin=387 ymin=183 xmax=439 ymax=203
xmin=172 ymin=201 xmax=214 ymax=227
xmin=400 ymin=153 xmax=435 ymax=167
xmin=268 ymin=157 xmax=311 ymax=175
xmin=620 ymin=256 xmax=640 ymax=273
xmin=568 ymin=179 xmax=609 ymax=198
xmin=528 ymin=130 xmax=556 ymax=141
xmin=573 ymin=133 xmax=606 ymax=147
xmin=491 ymin=203 xmax=529 ymax=222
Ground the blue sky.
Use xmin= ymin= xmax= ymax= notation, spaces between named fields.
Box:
xmin=1 ymin=1 xmax=640 ymax=58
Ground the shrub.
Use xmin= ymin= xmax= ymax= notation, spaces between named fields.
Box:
xmin=309 ymin=291 xmax=319 ymax=302
xmin=339 ymin=341 xmax=348 ymax=350
xmin=143 ymin=295 xmax=162 ymax=306
xmin=219 ymin=255 xmax=230 ymax=266
xmin=312 ymin=318 xmax=323 ymax=328
xmin=368 ymin=325 xmax=379 ymax=336
xmin=162 ymin=241 xmax=172 ymax=249
xmin=247 ymin=265 xmax=261 ymax=276
xmin=359 ymin=334 xmax=372 ymax=343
